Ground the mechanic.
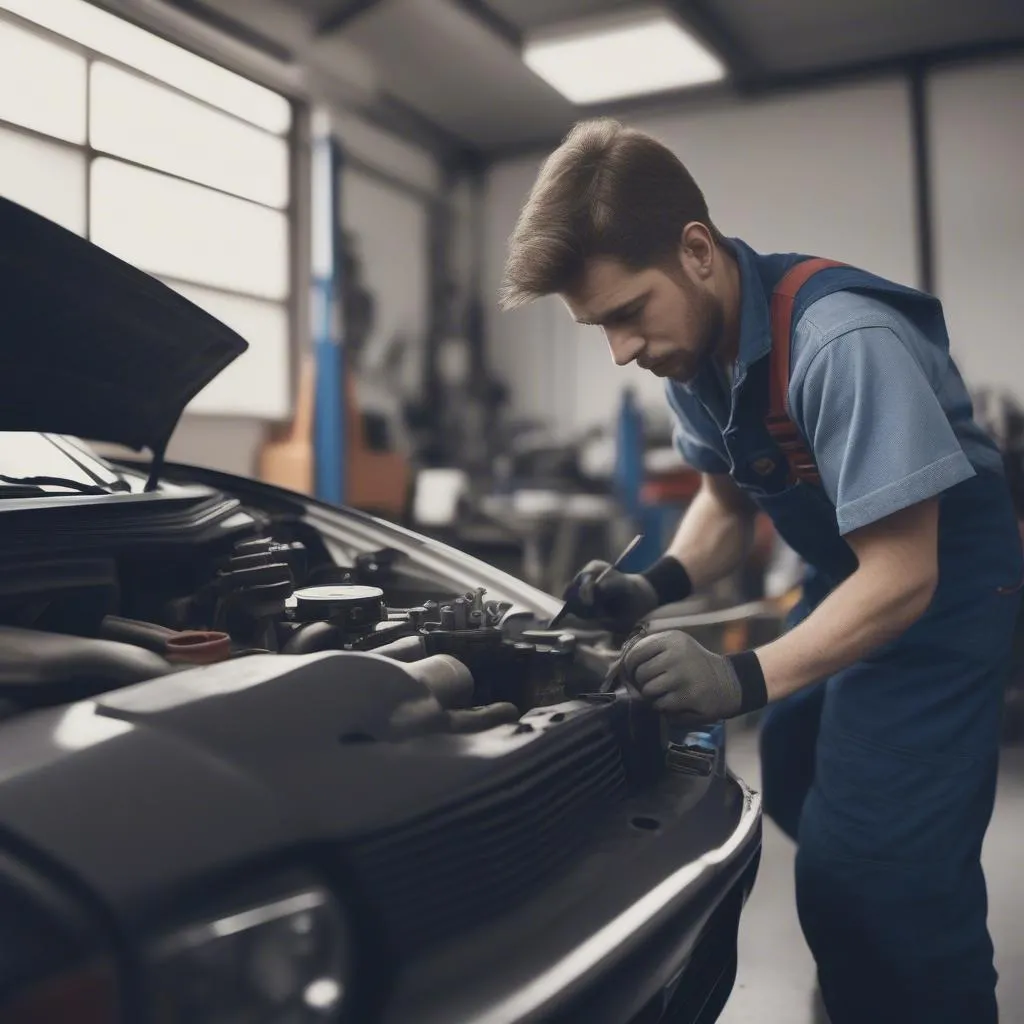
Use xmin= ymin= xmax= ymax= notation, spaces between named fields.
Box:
xmin=498 ymin=118 xmax=1023 ymax=1023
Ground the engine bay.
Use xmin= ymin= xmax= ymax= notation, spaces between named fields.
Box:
xmin=0 ymin=521 xmax=619 ymax=734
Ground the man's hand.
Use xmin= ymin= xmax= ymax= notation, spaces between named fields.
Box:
xmin=562 ymin=560 xmax=659 ymax=632
xmin=621 ymin=630 xmax=748 ymax=722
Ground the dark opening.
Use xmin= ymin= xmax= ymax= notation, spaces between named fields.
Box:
xmin=631 ymin=816 xmax=662 ymax=832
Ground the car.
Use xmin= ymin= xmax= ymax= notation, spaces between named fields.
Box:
xmin=0 ymin=196 xmax=762 ymax=1024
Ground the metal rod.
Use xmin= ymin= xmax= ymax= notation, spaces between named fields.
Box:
xmin=909 ymin=64 xmax=936 ymax=294
xmin=593 ymin=533 xmax=645 ymax=587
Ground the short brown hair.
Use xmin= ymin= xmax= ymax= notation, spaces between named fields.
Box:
xmin=499 ymin=118 xmax=721 ymax=310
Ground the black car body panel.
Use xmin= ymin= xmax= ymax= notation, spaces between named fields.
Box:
xmin=0 ymin=198 xmax=247 ymax=455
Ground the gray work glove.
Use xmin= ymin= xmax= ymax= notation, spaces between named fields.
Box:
xmin=620 ymin=630 xmax=768 ymax=723
xmin=564 ymin=559 xmax=660 ymax=633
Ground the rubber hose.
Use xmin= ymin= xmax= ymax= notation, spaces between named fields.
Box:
xmin=164 ymin=631 xmax=232 ymax=665
xmin=404 ymin=654 xmax=475 ymax=710
xmin=0 ymin=626 xmax=173 ymax=691
xmin=101 ymin=615 xmax=231 ymax=665
xmin=370 ymin=635 xmax=425 ymax=663
xmin=100 ymin=615 xmax=176 ymax=653
xmin=281 ymin=621 xmax=338 ymax=655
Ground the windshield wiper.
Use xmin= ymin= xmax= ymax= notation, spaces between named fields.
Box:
xmin=43 ymin=435 xmax=133 ymax=494
xmin=0 ymin=474 xmax=111 ymax=497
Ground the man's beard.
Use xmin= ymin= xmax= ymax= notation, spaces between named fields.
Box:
xmin=672 ymin=289 xmax=725 ymax=383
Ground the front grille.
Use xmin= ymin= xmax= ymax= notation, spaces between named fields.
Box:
xmin=346 ymin=723 xmax=627 ymax=956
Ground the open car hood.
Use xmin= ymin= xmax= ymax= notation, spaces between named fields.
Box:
xmin=0 ymin=198 xmax=248 ymax=455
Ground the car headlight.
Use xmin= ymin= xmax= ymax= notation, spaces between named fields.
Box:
xmin=147 ymin=881 xmax=349 ymax=1023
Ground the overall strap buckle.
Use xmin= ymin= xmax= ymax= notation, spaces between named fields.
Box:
xmin=767 ymin=258 xmax=846 ymax=486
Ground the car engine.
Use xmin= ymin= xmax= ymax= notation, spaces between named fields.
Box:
xmin=0 ymin=509 xmax=738 ymax=1008
xmin=0 ymin=528 xmax=618 ymax=736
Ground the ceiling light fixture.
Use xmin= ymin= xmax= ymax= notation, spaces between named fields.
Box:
xmin=522 ymin=7 xmax=726 ymax=105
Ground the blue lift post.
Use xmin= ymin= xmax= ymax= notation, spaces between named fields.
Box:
xmin=614 ymin=387 xmax=666 ymax=572
xmin=311 ymin=124 xmax=345 ymax=507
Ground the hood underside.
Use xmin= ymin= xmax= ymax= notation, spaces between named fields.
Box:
xmin=0 ymin=198 xmax=248 ymax=454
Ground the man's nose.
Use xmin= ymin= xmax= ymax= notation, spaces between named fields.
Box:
xmin=606 ymin=328 xmax=645 ymax=367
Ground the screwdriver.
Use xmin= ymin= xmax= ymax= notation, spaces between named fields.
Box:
xmin=547 ymin=532 xmax=645 ymax=630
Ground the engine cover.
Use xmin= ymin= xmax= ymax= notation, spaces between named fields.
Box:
xmin=0 ymin=652 xmax=657 ymax=948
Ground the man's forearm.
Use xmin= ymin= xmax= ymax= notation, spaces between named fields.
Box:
xmin=665 ymin=478 xmax=756 ymax=591
xmin=624 ymin=497 xmax=941 ymax=721
xmin=755 ymin=552 xmax=936 ymax=702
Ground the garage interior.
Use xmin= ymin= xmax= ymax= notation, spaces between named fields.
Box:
xmin=1 ymin=0 xmax=1023 ymax=1020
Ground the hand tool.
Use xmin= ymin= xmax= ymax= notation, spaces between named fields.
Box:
xmin=547 ymin=532 xmax=644 ymax=630
xmin=600 ymin=623 xmax=648 ymax=694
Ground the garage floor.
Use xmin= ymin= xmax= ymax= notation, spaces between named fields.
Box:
xmin=719 ymin=726 xmax=1024 ymax=1024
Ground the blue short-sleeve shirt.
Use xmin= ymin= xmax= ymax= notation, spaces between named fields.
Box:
xmin=666 ymin=240 xmax=1002 ymax=535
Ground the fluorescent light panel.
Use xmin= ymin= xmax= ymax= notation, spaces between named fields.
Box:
xmin=523 ymin=10 xmax=726 ymax=105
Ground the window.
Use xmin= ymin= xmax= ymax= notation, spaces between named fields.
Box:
xmin=0 ymin=1 xmax=296 ymax=420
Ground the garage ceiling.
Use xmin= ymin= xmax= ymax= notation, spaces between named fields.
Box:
xmin=174 ymin=0 xmax=1024 ymax=157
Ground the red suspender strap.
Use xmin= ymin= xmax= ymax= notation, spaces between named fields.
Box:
xmin=767 ymin=258 xmax=846 ymax=486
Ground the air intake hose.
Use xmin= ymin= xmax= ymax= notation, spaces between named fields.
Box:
xmin=0 ymin=626 xmax=173 ymax=700
xmin=403 ymin=654 xmax=475 ymax=709
xmin=100 ymin=616 xmax=231 ymax=665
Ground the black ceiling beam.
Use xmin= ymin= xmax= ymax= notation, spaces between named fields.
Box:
xmin=318 ymin=0 xmax=521 ymax=47
xmin=448 ymin=0 xmax=522 ymax=50
xmin=667 ymin=0 xmax=764 ymax=87
xmin=359 ymin=90 xmax=484 ymax=171
xmin=746 ymin=35 xmax=1024 ymax=97
xmin=161 ymin=0 xmax=295 ymax=62
xmin=316 ymin=0 xmax=513 ymax=173
xmin=316 ymin=0 xmax=387 ymax=37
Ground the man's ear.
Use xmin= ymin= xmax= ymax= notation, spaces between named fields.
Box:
xmin=678 ymin=222 xmax=715 ymax=282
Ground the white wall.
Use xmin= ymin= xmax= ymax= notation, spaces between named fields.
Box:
xmin=485 ymin=76 xmax=924 ymax=438
xmin=167 ymin=416 xmax=267 ymax=477
xmin=929 ymin=56 xmax=1024 ymax=396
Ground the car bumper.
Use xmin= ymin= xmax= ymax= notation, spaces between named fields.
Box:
xmin=381 ymin=772 xmax=762 ymax=1024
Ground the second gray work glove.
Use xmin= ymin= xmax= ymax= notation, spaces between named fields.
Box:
xmin=620 ymin=630 xmax=769 ymax=723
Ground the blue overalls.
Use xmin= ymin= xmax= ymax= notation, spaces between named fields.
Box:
xmin=700 ymin=254 xmax=1023 ymax=1022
